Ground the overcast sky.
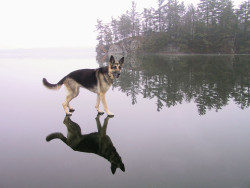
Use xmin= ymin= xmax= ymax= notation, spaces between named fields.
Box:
xmin=0 ymin=0 xmax=244 ymax=50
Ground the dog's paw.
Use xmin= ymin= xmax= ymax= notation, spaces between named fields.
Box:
xmin=66 ymin=112 xmax=72 ymax=116
xmin=98 ymin=111 xmax=104 ymax=115
xmin=97 ymin=109 xmax=104 ymax=114
xmin=69 ymin=108 xmax=75 ymax=113
xmin=107 ymin=111 xmax=114 ymax=117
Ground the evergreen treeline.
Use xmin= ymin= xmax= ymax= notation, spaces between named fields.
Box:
xmin=96 ymin=0 xmax=250 ymax=54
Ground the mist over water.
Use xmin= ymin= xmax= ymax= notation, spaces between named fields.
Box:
xmin=1 ymin=50 xmax=250 ymax=188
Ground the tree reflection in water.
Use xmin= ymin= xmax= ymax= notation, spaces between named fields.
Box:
xmin=97 ymin=54 xmax=250 ymax=115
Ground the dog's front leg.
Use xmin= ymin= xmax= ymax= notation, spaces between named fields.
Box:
xmin=95 ymin=94 xmax=104 ymax=115
xmin=99 ymin=93 xmax=114 ymax=117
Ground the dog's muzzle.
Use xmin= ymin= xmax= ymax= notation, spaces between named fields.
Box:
xmin=113 ymin=72 xmax=121 ymax=78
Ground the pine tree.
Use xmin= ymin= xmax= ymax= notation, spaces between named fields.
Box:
xmin=183 ymin=4 xmax=197 ymax=40
xmin=239 ymin=1 xmax=250 ymax=33
xmin=198 ymin=0 xmax=210 ymax=25
xmin=155 ymin=0 xmax=166 ymax=32
xmin=142 ymin=8 xmax=154 ymax=35
xmin=129 ymin=1 xmax=140 ymax=37
xmin=165 ymin=0 xmax=185 ymax=38
xmin=96 ymin=19 xmax=105 ymax=45
xmin=118 ymin=13 xmax=132 ymax=39
xmin=111 ymin=17 xmax=119 ymax=43
xmin=103 ymin=24 xmax=113 ymax=46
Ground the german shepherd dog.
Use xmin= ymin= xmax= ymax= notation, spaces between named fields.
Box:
xmin=43 ymin=56 xmax=124 ymax=116
xmin=46 ymin=114 xmax=125 ymax=174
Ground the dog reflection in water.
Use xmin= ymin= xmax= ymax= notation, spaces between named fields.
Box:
xmin=46 ymin=115 xmax=125 ymax=174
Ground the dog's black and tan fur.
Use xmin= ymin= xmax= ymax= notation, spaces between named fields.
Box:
xmin=43 ymin=56 xmax=124 ymax=116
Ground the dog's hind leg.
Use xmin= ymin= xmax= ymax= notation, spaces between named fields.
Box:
xmin=63 ymin=94 xmax=74 ymax=116
xmin=68 ymin=87 xmax=79 ymax=112
xmin=63 ymin=79 xmax=80 ymax=115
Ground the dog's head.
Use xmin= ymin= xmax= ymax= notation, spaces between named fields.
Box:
xmin=108 ymin=55 xmax=124 ymax=79
xmin=110 ymin=153 xmax=125 ymax=174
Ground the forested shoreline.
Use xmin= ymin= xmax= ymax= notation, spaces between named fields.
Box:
xmin=96 ymin=0 xmax=250 ymax=54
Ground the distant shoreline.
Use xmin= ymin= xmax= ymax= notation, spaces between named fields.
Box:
xmin=0 ymin=47 xmax=96 ymax=59
xmin=0 ymin=48 xmax=249 ymax=59
xmin=155 ymin=52 xmax=250 ymax=56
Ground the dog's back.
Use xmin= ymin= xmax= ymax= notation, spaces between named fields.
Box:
xmin=67 ymin=69 xmax=98 ymax=91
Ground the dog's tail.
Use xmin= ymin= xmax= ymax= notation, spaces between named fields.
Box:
xmin=46 ymin=132 xmax=67 ymax=144
xmin=42 ymin=77 xmax=66 ymax=90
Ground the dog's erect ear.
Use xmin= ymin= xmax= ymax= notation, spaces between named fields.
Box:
xmin=119 ymin=57 xmax=124 ymax=65
xmin=110 ymin=55 xmax=115 ymax=65
xmin=120 ymin=163 xmax=125 ymax=172
xmin=111 ymin=164 xmax=117 ymax=174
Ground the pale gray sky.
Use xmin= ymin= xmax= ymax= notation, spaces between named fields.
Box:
xmin=0 ymin=0 xmax=244 ymax=49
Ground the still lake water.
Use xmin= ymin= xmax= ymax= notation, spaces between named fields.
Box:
xmin=1 ymin=49 xmax=250 ymax=188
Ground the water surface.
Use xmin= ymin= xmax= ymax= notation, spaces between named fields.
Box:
xmin=1 ymin=51 xmax=250 ymax=188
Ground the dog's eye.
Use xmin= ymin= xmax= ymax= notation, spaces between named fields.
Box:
xmin=118 ymin=66 xmax=121 ymax=69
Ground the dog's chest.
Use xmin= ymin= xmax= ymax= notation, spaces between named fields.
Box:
xmin=99 ymin=81 xmax=111 ymax=93
xmin=97 ymin=71 xmax=112 ymax=94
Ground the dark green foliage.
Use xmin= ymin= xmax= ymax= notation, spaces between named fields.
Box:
xmin=95 ymin=0 xmax=250 ymax=54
